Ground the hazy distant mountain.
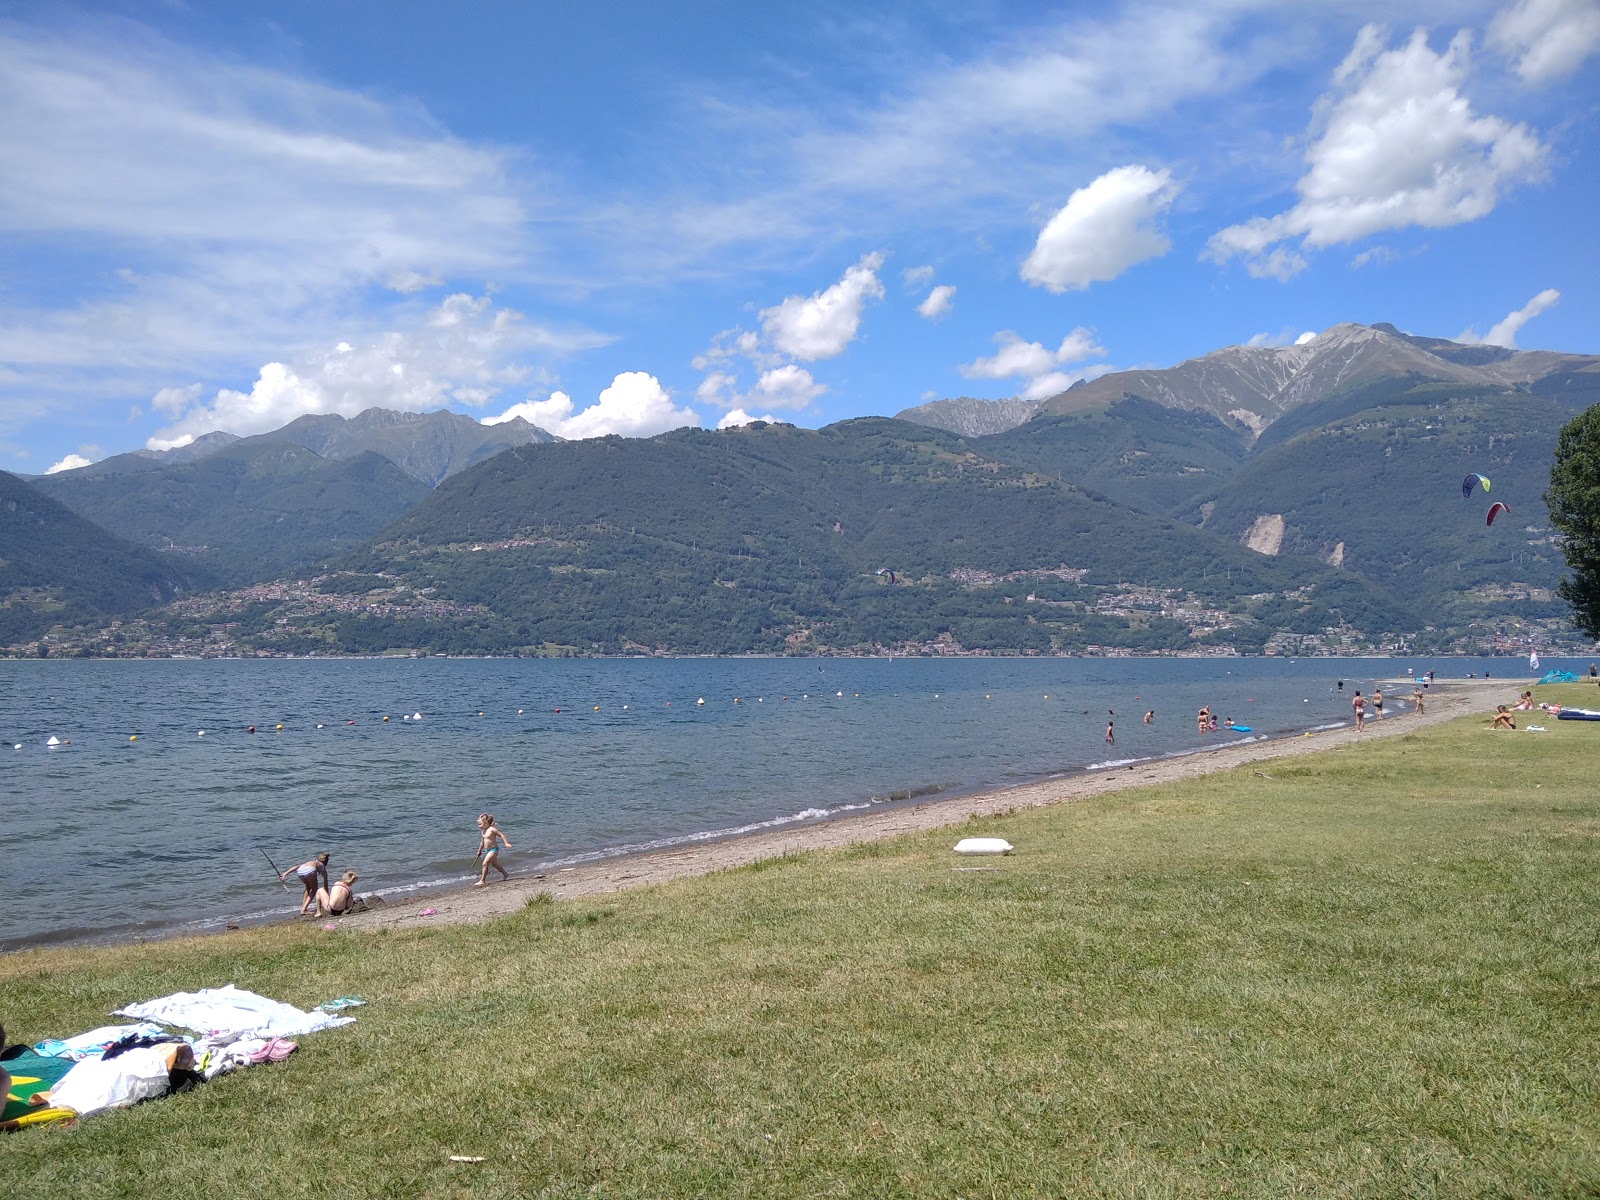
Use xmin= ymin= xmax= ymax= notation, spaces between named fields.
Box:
xmin=40 ymin=407 xmax=560 ymax=488
xmin=1033 ymin=322 xmax=1600 ymax=437
xmin=32 ymin=441 xmax=430 ymax=586
xmin=0 ymin=470 xmax=196 ymax=644
xmin=894 ymin=395 xmax=1039 ymax=436
xmin=248 ymin=408 xmax=559 ymax=486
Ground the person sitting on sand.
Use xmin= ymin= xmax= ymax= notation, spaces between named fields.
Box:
xmin=281 ymin=853 xmax=330 ymax=917
xmin=475 ymin=813 xmax=512 ymax=887
xmin=1490 ymin=705 xmax=1517 ymax=730
xmin=316 ymin=870 xmax=360 ymax=917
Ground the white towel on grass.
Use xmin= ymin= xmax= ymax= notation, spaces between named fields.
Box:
xmin=115 ymin=984 xmax=353 ymax=1038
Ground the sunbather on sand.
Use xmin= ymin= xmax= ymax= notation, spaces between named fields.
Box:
xmin=1490 ymin=705 xmax=1517 ymax=730
xmin=475 ymin=813 xmax=512 ymax=887
xmin=317 ymin=871 xmax=360 ymax=916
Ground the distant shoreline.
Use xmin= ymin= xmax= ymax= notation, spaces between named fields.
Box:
xmin=280 ymin=678 xmax=1509 ymax=940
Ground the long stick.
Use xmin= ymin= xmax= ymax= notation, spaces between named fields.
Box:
xmin=260 ymin=848 xmax=291 ymax=891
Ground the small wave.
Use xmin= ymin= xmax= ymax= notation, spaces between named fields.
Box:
xmin=1087 ymin=755 xmax=1150 ymax=771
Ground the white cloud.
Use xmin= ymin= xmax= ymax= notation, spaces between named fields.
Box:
xmin=1351 ymin=246 xmax=1397 ymax=268
xmin=1489 ymin=0 xmax=1600 ymax=83
xmin=917 ymin=284 xmax=957 ymax=320
xmin=46 ymin=453 xmax=93 ymax=473
xmin=1206 ymin=26 xmax=1547 ymax=279
xmin=902 ymin=265 xmax=935 ymax=288
xmin=1295 ymin=330 xmax=1319 ymax=345
xmin=1458 ymin=287 xmax=1561 ymax=347
xmin=760 ymin=252 xmax=885 ymax=361
xmin=717 ymin=408 xmax=782 ymax=429
xmin=146 ymin=293 xmax=594 ymax=448
xmin=749 ymin=364 xmax=826 ymax=410
xmin=1247 ymin=329 xmax=1320 ymax=348
xmin=1021 ymin=165 xmax=1179 ymax=292
xmin=960 ymin=329 xmax=1105 ymax=380
xmin=488 ymin=372 xmax=699 ymax=440
xmin=0 ymin=20 xmax=564 ymax=423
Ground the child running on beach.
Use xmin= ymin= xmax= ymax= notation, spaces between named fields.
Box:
xmin=475 ymin=813 xmax=512 ymax=887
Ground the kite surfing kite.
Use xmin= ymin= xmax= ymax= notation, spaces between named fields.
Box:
xmin=1486 ymin=502 xmax=1510 ymax=526
xmin=1461 ymin=473 xmax=1491 ymax=497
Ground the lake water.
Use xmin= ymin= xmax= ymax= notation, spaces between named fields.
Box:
xmin=0 ymin=654 xmax=1553 ymax=950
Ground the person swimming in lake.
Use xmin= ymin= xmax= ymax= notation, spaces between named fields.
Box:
xmin=1105 ymin=719 xmax=1114 ymax=745
xmin=475 ymin=813 xmax=512 ymax=887
xmin=281 ymin=853 xmax=330 ymax=917
xmin=1144 ymin=710 xmax=1154 ymax=724
xmin=316 ymin=870 xmax=360 ymax=917
xmin=1197 ymin=706 xmax=1210 ymax=733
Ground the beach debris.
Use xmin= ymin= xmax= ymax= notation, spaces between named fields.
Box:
xmin=954 ymin=838 xmax=1014 ymax=855
xmin=449 ymin=1156 xmax=486 ymax=1163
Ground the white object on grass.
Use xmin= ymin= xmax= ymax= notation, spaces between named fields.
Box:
xmin=954 ymin=838 xmax=1014 ymax=855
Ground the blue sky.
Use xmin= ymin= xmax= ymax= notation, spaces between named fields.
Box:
xmin=2 ymin=0 xmax=1597 ymax=473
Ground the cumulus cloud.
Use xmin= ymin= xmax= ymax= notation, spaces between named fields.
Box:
xmin=760 ymin=252 xmax=885 ymax=361
xmin=487 ymin=372 xmax=699 ymax=440
xmin=1206 ymin=26 xmax=1546 ymax=279
xmin=1458 ymin=287 xmax=1561 ymax=347
xmin=902 ymin=265 xmax=935 ymax=288
xmin=717 ymin=409 xmax=782 ymax=430
xmin=1021 ymin=165 xmax=1179 ymax=292
xmin=146 ymin=293 xmax=596 ymax=449
xmin=46 ymin=453 xmax=93 ymax=474
xmin=917 ymin=284 xmax=957 ymax=319
xmin=1489 ymin=0 xmax=1600 ymax=83
xmin=959 ymin=328 xmax=1108 ymax=399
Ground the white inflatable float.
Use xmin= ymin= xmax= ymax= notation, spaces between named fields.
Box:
xmin=953 ymin=838 xmax=1014 ymax=855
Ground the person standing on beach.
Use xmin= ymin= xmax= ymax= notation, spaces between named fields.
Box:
xmin=475 ymin=813 xmax=512 ymax=887
xmin=1372 ymin=688 xmax=1384 ymax=720
xmin=281 ymin=853 xmax=330 ymax=917
xmin=1352 ymin=691 xmax=1366 ymax=731
xmin=1412 ymin=686 xmax=1425 ymax=715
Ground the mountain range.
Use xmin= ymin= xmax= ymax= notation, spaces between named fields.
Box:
xmin=4 ymin=322 xmax=1596 ymax=655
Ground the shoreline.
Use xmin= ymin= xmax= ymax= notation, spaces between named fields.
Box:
xmin=326 ymin=677 xmax=1504 ymax=937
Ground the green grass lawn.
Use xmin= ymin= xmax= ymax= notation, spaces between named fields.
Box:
xmin=4 ymin=687 xmax=1599 ymax=1198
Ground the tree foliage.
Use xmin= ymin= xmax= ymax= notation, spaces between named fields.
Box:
xmin=1545 ymin=405 xmax=1600 ymax=639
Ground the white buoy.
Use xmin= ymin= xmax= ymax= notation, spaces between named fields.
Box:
xmin=836 ymin=690 xmax=843 ymax=697
xmin=697 ymin=698 xmax=705 ymax=706
xmin=46 ymin=735 xmax=60 ymax=747
xmin=518 ymin=709 xmax=524 ymax=715
xmin=197 ymin=730 xmax=206 ymax=737
xmin=412 ymin=712 xmax=422 ymax=720
xmin=12 ymin=744 xmax=20 ymax=751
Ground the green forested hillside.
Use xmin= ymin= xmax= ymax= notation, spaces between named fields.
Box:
xmin=971 ymin=398 xmax=1250 ymax=514
xmin=32 ymin=443 xmax=430 ymax=585
xmin=1183 ymin=382 xmax=1578 ymax=625
xmin=298 ymin=419 xmax=1406 ymax=655
xmin=0 ymin=471 xmax=197 ymax=645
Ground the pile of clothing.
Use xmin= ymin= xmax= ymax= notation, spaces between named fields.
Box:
xmin=3 ymin=985 xmax=359 ymax=1130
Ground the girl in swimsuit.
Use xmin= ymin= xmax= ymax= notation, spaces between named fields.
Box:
xmin=475 ymin=813 xmax=512 ymax=887
xmin=281 ymin=853 xmax=330 ymax=916
xmin=317 ymin=871 xmax=360 ymax=916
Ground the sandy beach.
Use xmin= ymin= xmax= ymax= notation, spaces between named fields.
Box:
xmin=336 ymin=676 xmax=1512 ymax=935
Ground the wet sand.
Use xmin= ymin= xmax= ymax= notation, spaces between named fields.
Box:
xmin=333 ymin=678 xmax=1507 ymax=935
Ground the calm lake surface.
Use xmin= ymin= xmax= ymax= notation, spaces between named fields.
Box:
xmin=0 ymin=655 xmax=1546 ymax=950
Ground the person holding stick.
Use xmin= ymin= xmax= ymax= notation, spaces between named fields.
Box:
xmin=280 ymin=853 xmax=330 ymax=916
xmin=475 ymin=813 xmax=511 ymax=887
